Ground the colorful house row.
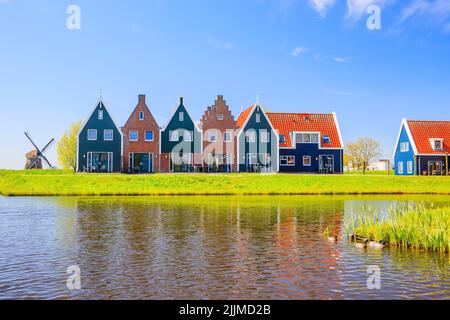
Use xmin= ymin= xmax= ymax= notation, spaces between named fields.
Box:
xmin=77 ymin=95 xmax=344 ymax=174
xmin=394 ymin=119 xmax=450 ymax=176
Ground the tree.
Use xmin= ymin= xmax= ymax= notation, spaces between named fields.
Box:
xmin=345 ymin=137 xmax=381 ymax=174
xmin=57 ymin=121 xmax=82 ymax=172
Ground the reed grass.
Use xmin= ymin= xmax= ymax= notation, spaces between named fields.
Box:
xmin=346 ymin=205 xmax=450 ymax=253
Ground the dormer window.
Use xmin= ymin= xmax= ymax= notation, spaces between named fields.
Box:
xmin=430 ymin=139 xmax=443 ymax=151
xmin=323 ymin=135 xmax=331 ymax=144
xmin=98 ymin=110 xmax=104 ymax=120
xmin=279 ymin=135 xmax=286 ymax=143
xmin=139 ymin=111 xmax=144 ymax=121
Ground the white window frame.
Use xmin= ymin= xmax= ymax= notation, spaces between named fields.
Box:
xmin=139 ymin=111 xmax=144 ymax=121
xmin=129 ymin=130 xmax=138 ymax=142
xmin=179 ymin=112 xmax=184 ymax=122
xmin=255 ymin=113 xmax=261 ymax=123
xmin=217 ymin=114 xmax=224 ymax=121
xmin=246 ymin=130 xmax=256 ymax=143
xmin=98 ymin=110 xmax=104 ymax=120
xmin=169 ymin=130 xmax=179 ymax=142
xmin=145 ymin=130 xmax=154 ymax=142
xmin=407 ymin=161 xmax=413 ymax=174
xmin=224 ymin=131 xmax=233 ymax=143
xmin=260 ymin=130 xmax=270 ymax=143
xmin=280 ymin=156 xmax=295 ymax=166
xmin=104 ymin=129 xmax=114 ymax=141
xmin=398 ymin=161 xmax=404 ymax=174
xmin=184 ymin=130 xmax=193 ymax=142
xmin=303 ymin=156 xmax=312 ymax=167
xmin=295 ymin=132 xmax=320 ymax=144
xmin=400 ymin=142 xmax=410 ymax=152
xmin=430 ymin=139 xmax=443 ymax=151
xmin=87 ymin=129 xmax=97 ymax=141
xmin=208 ymin=131 xmax=218 ymax=142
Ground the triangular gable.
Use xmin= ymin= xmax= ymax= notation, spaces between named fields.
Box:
xmin=123 ymin=96 xmax=159 ymax=129
xmin=161 ymin=97 xmax=202 ymax=133
xmin=78 ymin=99 xmax=124 ymax=139
xmin=393 ymin=119 xmax=418 ymax=157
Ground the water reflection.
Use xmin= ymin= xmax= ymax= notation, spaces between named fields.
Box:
xmin=0 ymin=196 xmax=448 ymax=300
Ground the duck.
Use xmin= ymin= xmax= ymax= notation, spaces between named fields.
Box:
xmin=368 ymin=241 xmax=386 ymax=249
xmin=328 ymin=236 xmax=339 ymax=242
xmin=355 ymin=239 xmax=369 ymax=249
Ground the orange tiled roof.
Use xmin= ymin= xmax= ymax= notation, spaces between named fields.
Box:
xmin=236 ymin=106 xmax=254 ymax=128
xmin=406 ymin=120 xmax=450 ymax=154
xmin=266 ymin=113 xmax=343 ymax=148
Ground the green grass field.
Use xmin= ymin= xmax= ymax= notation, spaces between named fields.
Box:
xmin=1 ymin=169 xmax=450 ymax=196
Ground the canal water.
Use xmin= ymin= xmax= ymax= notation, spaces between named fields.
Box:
xmin=0 ymin=195 xmax=448 ymax=300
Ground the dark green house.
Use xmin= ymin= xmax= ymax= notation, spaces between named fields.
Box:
xmin=236 ymin=103 xmax=279 ymax=172
xmin=77 ymin=100 xmax=123 ymax=172
xmin=160 ymin=97 xmax=202 ymax=172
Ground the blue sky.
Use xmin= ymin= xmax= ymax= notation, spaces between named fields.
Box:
xmin=1 ymin=0 xmax=450 ymax=169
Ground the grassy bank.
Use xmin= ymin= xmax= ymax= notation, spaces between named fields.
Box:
xmin=1 ymin=170 xmax=450 ymax=196
xmin=347 ymin=207 xmax=450 ymax=253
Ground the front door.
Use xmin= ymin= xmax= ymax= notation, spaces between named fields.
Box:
xmin=319 ymin=155 xmax=334 ymax=174
xmin=428 ymin=161 xmax=443 ymax=175
xmin=129 ymin=153 xmax=153 ymax=173
xmin=87 ymin=152 xmax=113 ymax=173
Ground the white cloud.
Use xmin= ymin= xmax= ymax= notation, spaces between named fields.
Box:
xmin=398 ymin=0 xmax=450 ymax=29
xmin=346 ymin=0 xmax=391 ymax=21
xmin=309 ymin=0 xmax=336 ymax=17
xmin=291 ymin=47 xmax=308 ymax=56
xmin=206 ymin=36 xmax=233 ymax=49
xmin=333 ymin=57 xmax=348 ymax=63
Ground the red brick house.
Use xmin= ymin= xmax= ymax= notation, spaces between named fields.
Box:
xmin=122 ymin=95 xmax=160 ymax=173
xmin=199 ymin=95 xmax=238 ymax=172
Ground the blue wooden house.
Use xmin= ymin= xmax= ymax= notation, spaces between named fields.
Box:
xmin=77 ymin=99 xmax=123 ymax=172
xmin=160 ymin=97 xmax=203 ymax=172
xmin=267 ymin=112 xmax=344 ymax=174
xmin=394 ymin=119 xmax=450 ymax=176
xmin=236 ymin=103 xmax=279 ymax=172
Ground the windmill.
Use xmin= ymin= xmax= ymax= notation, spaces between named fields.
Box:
xmin=24 ymin=132 xmax=55 ymax=169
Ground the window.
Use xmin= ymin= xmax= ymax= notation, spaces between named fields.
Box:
xmin=129 ymin=130 xmax=138 ymax=141
xmin=260 ymin=130 xmax=270 ymax=143
xmin=400 ymin=142 xmax=410 ymax=152
xmin=280 ymin=156 xmax=295 ymax=166
xmin=217 ymin=114 xmax=224 ymax=121
xmin=139 ymin=111 xmax=144 ymax=121
xmin=246 ymin=130 xmax=256 ymax=143
xmin=256 ymin=113 xmax=261 ymax=123
xmin=184 ymin=130 xmax=193 ymax=142
xmin=295 ymin=133 xmax=319 ymax=144
xmin=323 ymin=135 xmax=331 ymax=144
xmin=431 ymin=139 xmax=443 ymax=150
xmin=208 ymin=131 xmax=218 ymax=142
xmin=407 ymin=161 xmax=413 ymax=174
xmin=279 ymin=135 xmax=286 ymax=144
xmin=88 ymin=129 xmax=97 ymax=141
xmin=398 ymin=161 xmax=404 ymax=174
xmin=224 ymin=131 xmax=233 ymax=143
xmin=104 ymin=129 xmax=113 ymax=141
xmin=169 ymin=130 xmax=179 ymax=141
xmin=145 ymin=131 xmax=153 ymax=141
xmin=179 ymin=112 xmax=184 ymax=122
xmin=303 ymin=156 xmax=312 ymax=166
xmin=98 ymin=110 xmax=103 ymax=120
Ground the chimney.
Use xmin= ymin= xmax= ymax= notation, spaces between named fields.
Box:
xmin=138 ymin=94 xmax=146 ymax=104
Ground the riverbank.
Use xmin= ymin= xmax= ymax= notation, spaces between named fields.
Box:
xmin=349 ymin=207 xmax=450 ymax=253
xmin=1 ymin=170 xmax=450 ymax=196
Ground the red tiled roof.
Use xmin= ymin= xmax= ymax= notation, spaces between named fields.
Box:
xmin=406 ymin=120 xmax=450 ymax=154
xmin=266 ymin=113 xmax=343 ymax=148
xmin=236 ymin=106 xmax=254 ymax=128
